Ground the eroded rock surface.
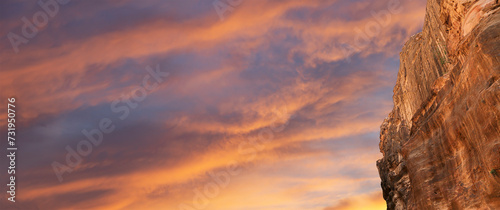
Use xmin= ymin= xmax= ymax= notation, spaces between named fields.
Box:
xmin=377 ymin=0 xmax=500 ymax=209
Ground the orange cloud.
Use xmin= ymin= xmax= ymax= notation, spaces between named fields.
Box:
xmin=0 ymin=0 xmax=427 ymax=209
xmin=324 ymin=191 xmax=386 ymax=210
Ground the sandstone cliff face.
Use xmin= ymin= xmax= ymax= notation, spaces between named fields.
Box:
xmin=377 ymin=0 xmax=500 ymax=209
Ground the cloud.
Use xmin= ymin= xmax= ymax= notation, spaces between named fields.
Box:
xmin=0 ymin=0 xmax=424 ymax=125
xmin=324 ymin=191 xmax=386 ymax=210
xmin=0 ymin=0 xmax=426 ymax=209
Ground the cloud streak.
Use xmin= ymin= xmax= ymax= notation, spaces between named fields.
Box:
xmin=0 ymin=0 xmax=426 ymax=209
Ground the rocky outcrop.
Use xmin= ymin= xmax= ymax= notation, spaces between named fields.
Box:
xmin=377 ymin=0 xmax=500 ymax=209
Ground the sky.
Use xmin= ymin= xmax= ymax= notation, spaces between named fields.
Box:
xmin=0 ymin=0 xmax=426 ymax=209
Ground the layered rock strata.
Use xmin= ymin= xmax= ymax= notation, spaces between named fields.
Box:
xmin=377 ymin=0 xmax=500 ymax=209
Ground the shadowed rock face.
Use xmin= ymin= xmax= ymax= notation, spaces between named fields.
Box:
xmin=377 ymin=0 xmax=500 ymax=209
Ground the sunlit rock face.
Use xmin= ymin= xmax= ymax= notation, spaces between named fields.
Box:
xmin=377 ymin=0 xmax=500 ymax=209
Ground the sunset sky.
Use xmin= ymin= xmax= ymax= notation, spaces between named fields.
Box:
xmin=0 ymin=0 xmax=426 ymax=209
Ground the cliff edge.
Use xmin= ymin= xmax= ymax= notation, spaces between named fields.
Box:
xmin=377 ymin=0 xmax=500 ymax=209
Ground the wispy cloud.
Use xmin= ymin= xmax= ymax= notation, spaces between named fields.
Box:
xmin=0 ymin=0 xmax=426 ymax=209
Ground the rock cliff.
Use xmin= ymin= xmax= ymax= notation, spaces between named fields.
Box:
xmin=377 ymin=0 xmax=500 ymax=209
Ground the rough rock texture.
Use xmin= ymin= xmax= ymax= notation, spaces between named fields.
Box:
xmin=377 ymin=0 xmax=500 ymax=209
